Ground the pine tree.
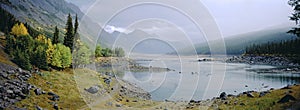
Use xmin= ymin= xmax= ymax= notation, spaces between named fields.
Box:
xmin=288 ymin=0 xmax=300 ymax=37
xmin=64 ymin=13 xmax=74 ymax=51
xmin=74 ymin=14 xmax=79 ymax=35
xmin=32 ymin=44 xmax=48 ymax=70
xmin=53 ymin=26 xmax=59 ymax=44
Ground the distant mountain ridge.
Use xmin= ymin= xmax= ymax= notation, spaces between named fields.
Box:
xmin=181 ymin=26 xmax=297 ymax=55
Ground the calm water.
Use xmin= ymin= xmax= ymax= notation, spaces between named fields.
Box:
xmin=103 ymin=55 xmax=300 ymax=101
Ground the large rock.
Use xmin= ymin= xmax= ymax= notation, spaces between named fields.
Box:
xmin=85 ymin=85 xmax=100 ymax=94
xmin=48 ymin=92 xmax=60 ymax=101
xmin=219 ymin=92 xmax=227 ymax=100
xmin=277 ymin=94 xmax=296 ymax=103
xmin=34 ymin=88 xmax=42 ymax=95
xmin=247 ymin=93 xmax=255 ymax=98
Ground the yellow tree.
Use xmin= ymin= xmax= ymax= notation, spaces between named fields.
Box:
xmin=35 ymin=34 xmax=55 ymax=64
xmin=11 ymin=23 xmax=29 ymax=36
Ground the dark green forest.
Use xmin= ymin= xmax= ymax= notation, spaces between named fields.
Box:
xmin=245 ymin=0 xmax=300 ymax=63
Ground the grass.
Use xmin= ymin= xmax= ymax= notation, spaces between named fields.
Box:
xmin=15 ymin=69 xmax=87 ymax=109
xmin=215 ymin=85 xmax=300 ymax=110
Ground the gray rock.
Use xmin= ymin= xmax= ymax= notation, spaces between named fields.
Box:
xmin=36 ymin=105 xmax=43 ymax=110
xmin=53 ymin=103 xmax=59 ymax=110
xmin=115 ymin=104 xmax=122 ymax=107
xmin=6 ymin=90 xmax=13 ymax=94
xmin=247 ymin=93 xmax=254 ymax=98
xmin=85 ymin=85 xmax=99 ymax=94
xmin=7 ymin=70 xmax=15 ymax=74
xmin=34 ymin=88 xmax=42 ymax=95
xmin=277 ymin=94 xmax=296 ymax=103
xmin=1 ymin=72 xmax=8 ymax=79
xmin=48 ymin=92 xmax=60 ymax=101
xmin=220 ymin=92 xmax=227 ymax=100
xmin=17 ymin=68 xmax=22 ymax=73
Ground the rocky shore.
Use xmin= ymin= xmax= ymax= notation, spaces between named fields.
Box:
xmin=226 ymin=55 xmax=300 ymax=74
xmin=226 ymin=55 xmax=299 ymax=66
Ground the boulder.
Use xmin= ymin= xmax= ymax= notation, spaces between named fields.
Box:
xmin=7 ymin=70 xmax=15 ymax=74
xmin=282 ymin=84 xmax=292 ymax=89
xmin=36 ymin=105 xmax=43 ymax=110
xmin=277 ymin=94 xmax=296 ymax=103
xmin=6 ymin=90 xmax=13 ymax=94
xmin=53 ymin=103 xmax=59 ymax=110
xmin=220 ymin=92 xmax=227 ymax=100
xmin=85 ymin=85 xmax=99 ymax=94
xmin=115 ymin=104 xmax=122 ymax=107
xmin=17 ymin=68 xmax=22 ymax=73
xmin=247 ymin=93 xmax=254 ymax=98
xmin=259 ymin=91 xmax=270 ymax=97
xmin=48 ymin=92 xmax=60 ymax=101
xmin=34 ymin=88 xmax=42 ymax=95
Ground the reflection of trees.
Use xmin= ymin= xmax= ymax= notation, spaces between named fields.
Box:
xmin=246 ymin=73 xmax=300 ymax=84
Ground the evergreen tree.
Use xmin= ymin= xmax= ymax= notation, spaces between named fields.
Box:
xmin=64 ymin=13 xmax=74 ymax=51
xmin=32 ymin=44 xmax=48 ymax=70
xmin=288 ymin=0 xmax=300 ymax=37
xmin=74 ymin=14 xmax=79 ymax=35
xmin=13 ymin=47 xmax=32 ymax=70
xmin=53 ymin=26 xmax=59 ymax=44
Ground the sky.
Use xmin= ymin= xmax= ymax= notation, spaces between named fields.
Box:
xmin=66 ymin=0 xmax=295 ymax=40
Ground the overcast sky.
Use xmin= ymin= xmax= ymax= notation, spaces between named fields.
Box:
xmin=66 ymin=0 xmax=294 ymax=39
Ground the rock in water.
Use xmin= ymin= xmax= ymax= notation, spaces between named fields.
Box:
xmin=85 ymin=85 xmax=99 ymax=94
xmin=277 ymin=94 xmax=296 ymax=103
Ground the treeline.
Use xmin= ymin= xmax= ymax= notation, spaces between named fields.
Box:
xmin=95 ymin=45 xmax=125 ymax=57
xmin=6 ymin=23 xmax=72 ymax=70
xmin=245 ymin=39 xmax=300 ymax=62
xmin=3 ymin=12 xmax=85 ymax=70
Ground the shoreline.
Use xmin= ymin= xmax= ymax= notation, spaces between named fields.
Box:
xmin=226 ymin=55 xmax=300 ymax=74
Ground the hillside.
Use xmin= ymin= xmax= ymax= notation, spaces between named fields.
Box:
xmin=182 ymin=26 xmax=297 ymax=55
xmin=0 ymin=0 xmax=82 ymax=36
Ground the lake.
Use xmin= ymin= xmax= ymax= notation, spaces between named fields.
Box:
xmin=100 ymin=55 xmax=300 ymax=101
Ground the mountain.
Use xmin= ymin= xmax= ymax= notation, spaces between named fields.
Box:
xmin=98 ymin=29 xmax=186 ymax=54
xmin=0 ymin=0 xmax=82 ymax=33
xmin=0 ymin=0 xmax=101 ymax=46
xmin=181 ymin=26 xmax=298 ymax=55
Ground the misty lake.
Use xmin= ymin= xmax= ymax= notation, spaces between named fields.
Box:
xmin=99 ymin=55 xmax=300 ymax=101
